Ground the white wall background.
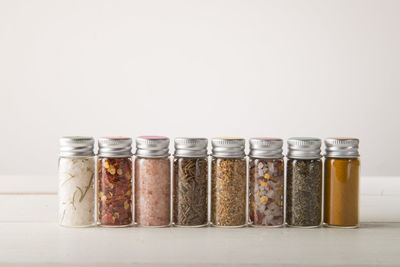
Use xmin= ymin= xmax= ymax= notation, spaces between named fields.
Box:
xmin=0 ymin=0 xmax=399 ymax=176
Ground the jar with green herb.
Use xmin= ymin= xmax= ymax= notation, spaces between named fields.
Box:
xmin=211 ymin=137 xmax=247 ymax=227
xmin=286 ymin=137 xmax=322 ymax=228
xmin=249 ymin=138 xmax=284 ymax=227
xmin=173 ymin=137 xmax=208 ymax=227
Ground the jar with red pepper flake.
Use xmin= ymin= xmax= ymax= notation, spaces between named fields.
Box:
xmin=135 ymin=136 xmax=171 ymax=227
xmin=97 ymin=137 xmax=133 ymax=227
xmin=249 ymin=138 xmax=284 ymax=227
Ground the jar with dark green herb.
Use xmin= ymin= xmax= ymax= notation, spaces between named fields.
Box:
xmin=249 ymin=138 xmax=284 ymax=227
xmin=286 ymin=137 xmax=322 ymax=228
xmin=173 ymin=137 xmax=208 ymax=227
xmin=211 ymin=138 xmax=247 ymax=227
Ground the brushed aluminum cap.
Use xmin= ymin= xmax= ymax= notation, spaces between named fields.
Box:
xmin=135 ymin=136 xmax=170 ymax=158
xmin=98 ymin=137 xmax=132 ymax=157
xmin=212 ymin=137 xmax=245 ymax=158
xmin=249 ymin=138 xmax=283 ymax=159
xmin=174 ymin=137 xmax=208 ymax=158
xmin=325 ymin=138 xmax=360 ymax=158
xmin=59 ymin=136 xmax=95 ymax=157
xmin=287 ymin=137 xmax=321 ymax=159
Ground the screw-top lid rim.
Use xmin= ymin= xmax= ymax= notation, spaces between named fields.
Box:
xmin=249 ymin=137 xmax=283 ymax=159
xmin=212 ymin=137 xmax=245 ymax=158
xmin=59 ymin=136 xmax=95 ymax=157
xmin=325 ymin=137 xmax=360 ymax=158
xmin=135 ymin=136 xmax=170 ymax=158
xmin=174 ymin=137 xmax=208 ymax=157
xmin=98 ymin=136 xmax=132 ymax=157
xmin=287 ymin=137 xmax=321 ymax=159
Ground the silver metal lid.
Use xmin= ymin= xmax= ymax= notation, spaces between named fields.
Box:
xmin=59 ymin=136 xmax=95 ymax=157
xmin=211 ymin=137 xmax=245 ymax=158
xmin=249 ymin=138 xmax=283 ymax=159
xmin=325 ymin=138 xmax=360 ymax=158
xmin=287 ymin=137 xmax=321 ymax=159
xmin=135 ymin=136 xmax=170 ymax=158
xmin=174 ymin=137 xmax=208 ymax=157
xmin=98 ymin=137 xmax=132 ymax=157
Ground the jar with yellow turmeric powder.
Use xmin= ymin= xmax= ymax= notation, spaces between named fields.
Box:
xmin=324 ymin=138 xmax=360 ymax=228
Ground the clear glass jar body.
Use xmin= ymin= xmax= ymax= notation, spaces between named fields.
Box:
xmin=211 ymin=157 xmax=247 ymax=227
xmin=173 ymin=156 xmax=208 ymax=227
xmin=135 ymin=156 xmax=171 ymax=227
xmin=249 ymin=157 xmax=284 ymax=227
xmin=324 ymin=157 xmax=360 ymax=228
xmin=97 ymin=157 xmax=133 ymax=227
xmin=286 ymin=158 xmax=322 ymax=227
xmin=58 ymin=156 xmax=96 ymax=227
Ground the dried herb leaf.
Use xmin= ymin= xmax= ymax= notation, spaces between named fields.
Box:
xmin=211 ymin=158 xmax=246 ymax=227
xmin=173 ymin=157 xmax=208 ymax=226
xmin=286 ymin=159 xmax=322 ymax=227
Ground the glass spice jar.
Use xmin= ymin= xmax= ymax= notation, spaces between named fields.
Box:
xmin=324 ymin=138 xmax=360 ymax=228
xmin=135 ymin=136 xmax=171 ymax=227
xmin=248 ymin=138 xmax=284 ymax=227
xmin=173 ymin=137 xmax=208 ymax=227
xmin=97 ymin=137 xmax=133 ymax=227
xmin=58 ymin=136 xmax=96 ymax=227
xmin=286 ymin=137 xmax=322 ymax=228
xmin=211 ymin=137 xmax=247 ymax=227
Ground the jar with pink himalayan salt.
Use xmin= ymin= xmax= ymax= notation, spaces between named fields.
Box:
xmin=135 ymin=136 xmax=171 ymax=227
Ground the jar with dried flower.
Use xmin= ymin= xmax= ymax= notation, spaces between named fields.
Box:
xmin=97 ymin=137 xmax=133 ymax=227
xmin=211 ymin=137 xmax=247 ymax=227
xmin=173 ymin=137 xmax=208 ymax=227
xmin=58 ymin=136 xmax=96 ymax=227
xmin=135 ymin=136 xmax=171 ymax=227
xmin=249 ymin=138 xmax=284 ymax=227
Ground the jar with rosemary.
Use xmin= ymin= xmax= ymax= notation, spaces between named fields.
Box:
xmin=324 ymin=138 xmax=360 ymax=228
xmin=173 ymin=137 xmax=208 ymax=227
xmin=97 ymin=137 xmax=133 ymax=227
xmin=249 ymin=138 xmax=284 ymax=227
xmin=286 ymin=137 xmax=322 ymax=228
xmin=58 ymin=136 xmax=95 ymax=227
xmin=135 ymin=136 xmax=171 ymax=227
xmin=211 ymin=137 xmax=247 ymax=227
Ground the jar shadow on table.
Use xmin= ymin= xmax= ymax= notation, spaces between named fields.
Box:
xmin=356 ymin=223 xmax=398 ymax=229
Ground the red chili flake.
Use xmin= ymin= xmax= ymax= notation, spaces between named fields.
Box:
xmin=98 ymin=157 xmax=133 ymax=226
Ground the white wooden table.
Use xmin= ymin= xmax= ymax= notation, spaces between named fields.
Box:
xmin=0 ymin=176 xmax=399 ymax=266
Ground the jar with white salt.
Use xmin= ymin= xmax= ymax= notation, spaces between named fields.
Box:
xmin=58 ymin=136 xmax=95 ymax=227
xmin=135 ymin=136 xmax=171 ymax=227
